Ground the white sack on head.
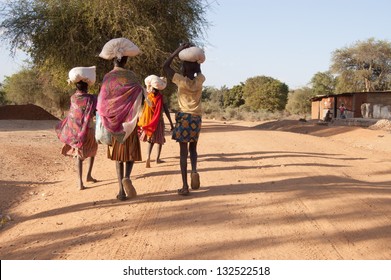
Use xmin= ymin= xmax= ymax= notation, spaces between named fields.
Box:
xmin=99 ymin=38 xmax=140 ymax=60
xmin=68 ymin=66 xmax=96 ymax=86
xmin=178 ymin=46 xmax=206 ymax=64
xmin=144 ymin=75 xmax=167 ymax=92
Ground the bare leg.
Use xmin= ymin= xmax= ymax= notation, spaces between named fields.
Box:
xmin=86 ymin=156 xmax=97 ymax=182
xmin=178 ymin=142 xmax=189 ymax=195
xmin=115 ymin=161 xmax=126 ymax=200
xmin=189 ymin=141 xmax=198 ymax=172
xmin=76 ymin=157 xmax=85 ymax=190
xmin=146 ymin=142 xmax=153 ymax=168
xmin=124 ymin=161 xmax=134 ymax=179
xmin=189 ymin=141 xmax=200 ymax=190
xmin=156 ymin=144 xmax=163 ymax=163
xmin=123 ymin=161 xmax=137 ymax=198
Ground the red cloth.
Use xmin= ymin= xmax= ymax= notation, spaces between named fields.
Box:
xmin=138 ymin=92 xmax=163 ymax=137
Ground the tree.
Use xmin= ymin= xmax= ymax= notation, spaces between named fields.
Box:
xmin=243 ymin=76 xmax=289 ymax=112
xmin=0 ymin=85 xmax=7 ymax=105
xmin=331 ymin=38 xmax=391 ymax=92
xmin=0 ymin=0 xmax=211 ymax=108
xmin=200 ymin=85 xmax=224 ymax=115
xmin=2 ymin=66 xmax=70 ymax=115
xmin=334 ymin=72 xmax=362 ymax=93
xmin=285 ymin=87 xmax=314 ymax=115
xmin=201 ymin=86 xmax=216 ymax=101
xmin=2 ymin=68 xmax=42 ymax=105
xmin=211 ymin=86 xmax=229 ymax=107
xmin=310 ymin=71 xmax=336 ymax=95
xmin=223 ymin=83 xmax=245 ymax=108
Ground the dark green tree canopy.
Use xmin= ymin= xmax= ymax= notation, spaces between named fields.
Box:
xmin=0 ymin=83 xmax=8 ymax=105
xmin=331 ymin=38 xmax=391 ymax=92
xmin=224 ymin=83 xmax=245 ymax=108
xmin=285 ymin=87 xmax=314 ymax=115
xmin=243 ymin=75 xmax=289 ymax=112
xmin=0 ymin=0 xmax=211 ymax=113
xmin=1 ymin=0 xmax=210 ymax=85
xmin=310 ymin=71 xmax=336 ymax=96
xmin=2 ymin=68 xmax=43 ymax=105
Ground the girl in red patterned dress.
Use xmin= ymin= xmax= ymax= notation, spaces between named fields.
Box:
xmin=55 ymin=67 xmax=98 ymax=190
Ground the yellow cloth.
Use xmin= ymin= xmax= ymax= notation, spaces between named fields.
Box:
xmin=137 ymin=92 xmax=161 ymax=137
xmin=172 ymin=73 xmax=205 ymax=116
xmin=138 ymin=100 xmax=152 ymax=122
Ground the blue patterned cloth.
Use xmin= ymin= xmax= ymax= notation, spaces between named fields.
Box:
xmin=172 ymin=112 xmax=202 ymax=142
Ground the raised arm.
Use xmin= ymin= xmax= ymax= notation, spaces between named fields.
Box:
xmin=162 ymin=101 xmax=174 ymax=130
xmin=163 ymin=43 xmax=191 ymax=80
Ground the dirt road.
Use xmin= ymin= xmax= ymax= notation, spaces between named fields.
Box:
xmin=1 ymin=119 xmax=390 ymax=260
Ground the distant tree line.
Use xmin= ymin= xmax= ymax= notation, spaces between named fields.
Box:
xmin=195 ymin=36 xmax=391 ymax=119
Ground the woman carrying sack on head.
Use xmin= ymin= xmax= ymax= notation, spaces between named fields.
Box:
xmin=138 ymin=75 xmax=174 ymax=168
xmin=97 ymin=38 xmax=144 ymax=201
xmin=55 ymin=66 xmax=98 ymax=190
xmin=163 ymin=43 xmax=206 ymax=196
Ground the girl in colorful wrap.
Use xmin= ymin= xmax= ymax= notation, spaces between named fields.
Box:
xmin=138 ymin=75 xmax=174 ymax=168
xmin=163 ymin=43 xmax=206 ymax=196
xmin=55 ymin=66 xmax=98 ymax=190
xmin=97 ymin=38 xmax=144 ymax=201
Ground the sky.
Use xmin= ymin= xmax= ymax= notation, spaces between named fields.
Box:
xmin=1 ymin=0 xmax=391 ymax=90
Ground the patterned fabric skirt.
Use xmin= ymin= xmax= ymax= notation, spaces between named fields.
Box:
xmin=139 ymin=117 xmax=166 ymax=145
xmin=107 ymin=127 xmax=142 ymax=162
xmin=61 ymin=127 xmax=98 ymax=160
xmin=172 ymin=112 xmax=202 ymax=143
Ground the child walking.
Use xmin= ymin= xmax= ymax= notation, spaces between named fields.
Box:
xmin=163 ymin=43 xmax=206 ymax=195
xmin=138 ymin=75 xmax=174 ymax=168
xmin=55 ymin=66 xmax=98 ymax=190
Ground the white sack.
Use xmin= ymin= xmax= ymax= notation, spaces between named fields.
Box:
xmin=373 ymin=104 xmax=382 ymax=119
xmin=144 ymin=75 xmax=167 ymax=92
xmin=178 ymin=46 xmax=206 ymax=64
xmin=68 ymin=66 xmax=96 ymax=86
xmin=95 ymin=112 xmax=112 ymax=145
xmin=99 ymin=38 xmax=140 ymax=60
xmin=380 ymin=105 xmax=391 ymax=119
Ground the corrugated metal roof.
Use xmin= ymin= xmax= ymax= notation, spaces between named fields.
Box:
xmin=310 ymin=91 xmax=391 ymax=101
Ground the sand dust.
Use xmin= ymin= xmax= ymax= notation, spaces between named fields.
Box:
xmin=1 ymin=116 xmax=390 ymax=260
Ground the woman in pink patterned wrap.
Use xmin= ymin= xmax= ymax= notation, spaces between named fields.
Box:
xmin=97 ymin=56 xmax=144 ymax=201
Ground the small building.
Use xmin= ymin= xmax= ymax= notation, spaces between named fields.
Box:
xmin=311 ymin=91 xmax=391 ymax=120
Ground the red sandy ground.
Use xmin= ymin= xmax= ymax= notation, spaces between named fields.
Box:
xmin=0 ymin=104 xmax=59 ymax=120
xmin=0 ymin=105 xmax=390 ymax=259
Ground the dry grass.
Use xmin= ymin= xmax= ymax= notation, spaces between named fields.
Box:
xmin=202 ymin=105 xmax=309 ymax=122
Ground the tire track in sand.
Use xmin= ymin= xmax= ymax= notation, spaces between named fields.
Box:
xmin=110 ymin=163 xmax=176 ymax=259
